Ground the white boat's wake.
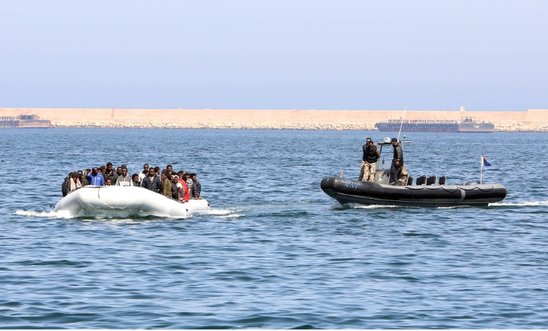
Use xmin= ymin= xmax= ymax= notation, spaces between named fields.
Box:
xmin=350 ymin=204 xmax=404 ymax=209
xmin=14 ymin=209 xmax=73 ymax=219
xmin=206 ymin=209 xmax=244 ymax=218
xmin=15 ymin=208 xmax=245 ymax=220
xmin=491 ymin=200 xmax=548 ymax=207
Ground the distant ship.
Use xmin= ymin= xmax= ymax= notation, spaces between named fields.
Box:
xmin=0 ymin=114 xmax=52 ymax=128
xmin=375 ymin=117 xmax=494 ymax=133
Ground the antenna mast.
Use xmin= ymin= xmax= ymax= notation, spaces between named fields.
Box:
xmin=397 ymin=106 xmax=406 ymax=142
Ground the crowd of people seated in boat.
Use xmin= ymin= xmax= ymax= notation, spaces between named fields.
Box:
xmin=62 ymin=163 xmax=202 ymax=203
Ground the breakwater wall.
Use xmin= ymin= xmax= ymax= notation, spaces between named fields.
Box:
xmin=1 ymin=108 xmax=547 ymax=131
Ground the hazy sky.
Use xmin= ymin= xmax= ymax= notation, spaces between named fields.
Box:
xmin=1 ymin=1 xmax=546 ymax=110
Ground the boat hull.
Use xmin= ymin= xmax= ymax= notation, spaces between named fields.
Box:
xmin=54 ymin=186 xmax=210 ymax=217
xmin=321 ymin=177 xmax=507 ymax=207
xmin=375 ymin=121 xmax=494 ymax=133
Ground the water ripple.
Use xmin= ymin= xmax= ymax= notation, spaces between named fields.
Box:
xmin=1 ymin=129 xmax=548 ymax=328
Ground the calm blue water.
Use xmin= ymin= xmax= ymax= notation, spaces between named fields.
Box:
xmin=1 ymin=128 xmax=548 ymax=329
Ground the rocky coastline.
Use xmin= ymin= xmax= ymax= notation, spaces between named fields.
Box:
xmin=49 ymin=120 xmax=548 ymax=132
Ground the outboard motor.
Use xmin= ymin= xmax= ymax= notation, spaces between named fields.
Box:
xmin=427 ymin=176 xmax=437 ymax=185
xmin=439 ymin=176 xmax=447 ymax=185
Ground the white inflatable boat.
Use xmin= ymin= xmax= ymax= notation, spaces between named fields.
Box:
xmin=54 ymin=186 xmax=210 ymax=218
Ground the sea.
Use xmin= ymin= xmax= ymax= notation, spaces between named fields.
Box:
xmin=1 ymin=128 xmax=548 ymax=329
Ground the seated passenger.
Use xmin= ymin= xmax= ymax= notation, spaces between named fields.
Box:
xmin=132 ymin=173 xmax=140 ymax=187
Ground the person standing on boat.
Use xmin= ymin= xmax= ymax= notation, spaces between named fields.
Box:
xmin=115 ymin=166 xmax=134 ymax=187
xmin=86 ymin=167 xmax=105 ymax=186
xmin=161 ymin=171 xmax=172 ymax=198
xmin=390 ymin=137 xmax=404 ymax=185
xmin=138 ymin=164 xmax=149 ymax=183
xmin=141 ymin=167 xmax=161 ymax=192
xmin=103 ymin=162 xmax=118 ymax=184
xmin=359 ymin=138 xmax=380 ymax=182
xmin=190 ymin=173 xmax=202 ymax=199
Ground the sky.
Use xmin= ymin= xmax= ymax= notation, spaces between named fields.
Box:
xmin=0 ymin=0 xmax=546 ymax=111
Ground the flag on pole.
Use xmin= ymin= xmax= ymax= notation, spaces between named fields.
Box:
xmin=482 ymin=156 xmax=491 ymax=166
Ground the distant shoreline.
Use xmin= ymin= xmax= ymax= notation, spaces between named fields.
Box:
xmin=2 ymin=107 xmax=548 ymax=132
xmin=46 ymin=122 xmax=547 ymax=132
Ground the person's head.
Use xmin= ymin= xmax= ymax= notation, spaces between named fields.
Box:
xmin=182 ymin=173 xmax=188 ymax=180
xmin=77 ymin=170 xmax=83 ymax=175
xmin=148 ymin=168 xmax=156 ymax=177
xmin=391 ymin=137 xmax=398 ymax=146
xmin=121 ymin=167 xmax=128 ymax=176
xmin=366 ymin=137 xmax=372 ymax=143
xmin=70 ymin=172 xmax=78 ymax=179
xmin=143 ymin=163 xmax=149 ymax=171
xmin=167 ymin=164 xmax=173 ymax=171
xmin=172 ymin=175 xmax=179 ymax=183
xmin=154 ymin=166 xmax=160 ymax=174
xmin=106 ymin=179 xmax=112 ymax=186
xmin=100 ymin=165 xmax=106 ymax=173
xmin=91 ymin=167 xmax=98 ymax=175
xmin=85 ymin=169 xmax=91 ymax=175
xmin=106 ymin=162 xmax=113 ymax=170
xmin=191 ymin=173 xmax=197 ymax=180
xmin=132 ymin=173 xmax=139 ymax=182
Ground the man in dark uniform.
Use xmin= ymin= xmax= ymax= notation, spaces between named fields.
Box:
xmin=359 ymin=138 xmax=380 ymax=182
xmin=390 ymin=137 xmax=404 ymax=185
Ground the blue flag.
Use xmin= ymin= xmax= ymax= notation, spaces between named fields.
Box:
xmin=482 ymin=157 xmax=491 ymax=166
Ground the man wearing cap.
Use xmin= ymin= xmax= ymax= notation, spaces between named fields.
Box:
xmin=390 ymin=137 xmax=404 ymax=185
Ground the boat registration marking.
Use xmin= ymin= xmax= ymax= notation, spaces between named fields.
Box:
xmin=341 ymin=179 xmax=359 ymax=191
